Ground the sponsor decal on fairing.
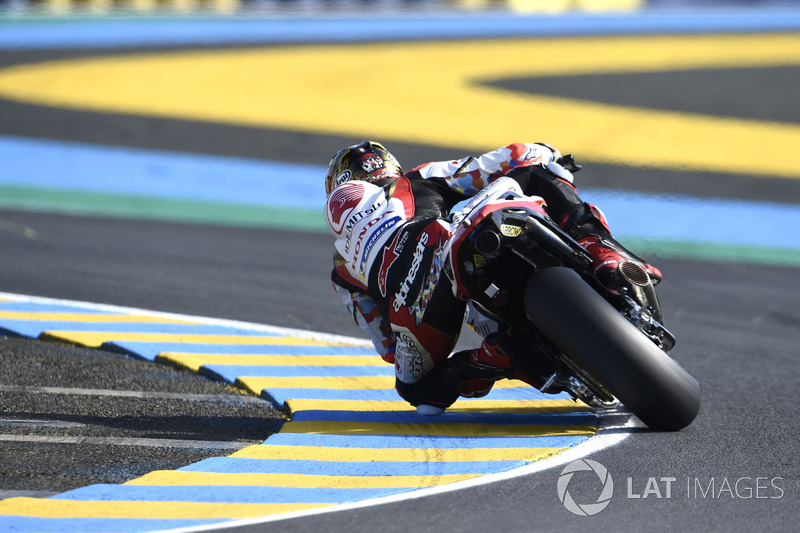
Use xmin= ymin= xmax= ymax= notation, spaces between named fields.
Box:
xmin=393 ymin=232 xmax=428 ymax=313
xmin=358 ymin=215 xmax=402 ymax=278
xmin=378 ymin=229 xmax=409 ymax=297
xmin=410 ymin=232 xmax=447 ymax=326
xmin=390 ymin=221 xmax=451 ymax=325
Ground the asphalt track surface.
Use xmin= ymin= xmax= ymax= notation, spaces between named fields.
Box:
xmin=0 ymin=35 xmax=798 ymax=532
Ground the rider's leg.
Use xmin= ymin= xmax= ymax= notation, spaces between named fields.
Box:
xmin=391 ymin=312 xmax=548 ymax=412
xmin=463 ymin=304 xmax=559 ymax=392
xmin=402 ymin=333 xmax=538 ymax=408
xmin=559 ymin=202 xmax=663 ymax=288
xmin=386 ymin=220 xmax=472 ymax=414
xmin=464 ymin=332 xmax=561 ymax=391
xmin=507 ymin=165 xmax=662 ymax=288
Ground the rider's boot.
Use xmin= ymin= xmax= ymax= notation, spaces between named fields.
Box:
xmin=406 ymin=337 xmax=514 ymax=415
xmin=450 ymin=335 xmax=510 ymax=399
xmin=460 ymin=332 xmax=561 ymax=394
xmin=560 ymin=202 xmax=662 ymax=290
xmin=578 ymin=234 xmax=662 ymax=290
xmin=415 ymin=334 xmax=562 ymax=415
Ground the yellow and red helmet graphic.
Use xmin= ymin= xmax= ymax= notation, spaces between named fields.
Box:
xmin=325 ymin=141 xmax=403 ymax=195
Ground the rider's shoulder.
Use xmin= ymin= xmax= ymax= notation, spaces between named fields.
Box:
xmin=326 ymin=181 xmax=384 ymax=211
xmin=407 ymin=160 xmax=466 ymax=179
xmin=325 ymin=181 xmax=389 ymax=236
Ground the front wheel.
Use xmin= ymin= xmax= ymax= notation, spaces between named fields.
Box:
xmin=524 ymin=267 xmax=700 ymax=431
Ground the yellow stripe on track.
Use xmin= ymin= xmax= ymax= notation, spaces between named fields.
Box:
xmin=279 ymin=420 xmax=595 ymax=438
xmin=127 ymin=470 xmax=480 ymax=489
xmin=0 ymin=311 xmax=195 ymax=323
xmin=0 ymin=497 xmax=331 ymax=519
xmin=238 ymin=376 xmax=531 ymax=391
xmin=158 ymin=352 xmax=383 ymax=372
xmin=232 ymin=444 xmax=570 ymax=462
xmin=3 ymin=34 xmax=800 ymax=178
xmin=40 ymin=331 xmax=357 ymax=348
xmin=285 ymin=399 xmax=413 ymax=412
xmin=446 ymin=399 xmax=591 ymax=412
xmin=238 ymin=375 xmax=394 ymax=391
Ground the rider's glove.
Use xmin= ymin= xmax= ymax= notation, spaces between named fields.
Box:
xmin=557 ymin=154 xmax=582 ymax=173
xmin=532 ymin=142 xmax=562 ymax=163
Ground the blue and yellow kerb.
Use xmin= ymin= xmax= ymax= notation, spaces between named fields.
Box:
xmin=0 ymin=293 xmax=597 ymax=533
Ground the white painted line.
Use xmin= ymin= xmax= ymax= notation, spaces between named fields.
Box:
xmin=0 ymin=434 xmax=253 ymax=450
xmin=0 ymin=385 xmax=271 ymax=405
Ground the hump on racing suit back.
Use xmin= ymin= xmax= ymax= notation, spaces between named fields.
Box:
xmin=325 ymin=180 xmax=413 ymax=288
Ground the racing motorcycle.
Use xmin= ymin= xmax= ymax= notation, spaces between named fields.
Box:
xmin=443 ymin=170 xmax=700 ymax=431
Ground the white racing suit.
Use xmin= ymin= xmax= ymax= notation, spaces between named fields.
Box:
xmin=325 ymin=142 xmax=594 ymax=409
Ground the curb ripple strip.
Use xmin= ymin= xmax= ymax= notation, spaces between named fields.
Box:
xmin=0 ymin=293 xmax=598 ymax=533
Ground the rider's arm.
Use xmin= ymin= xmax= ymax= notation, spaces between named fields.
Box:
xmin=409 ymin=142 xmax=561 ymax=196
xmin=332 ymin=277 xmax=396 ymax=364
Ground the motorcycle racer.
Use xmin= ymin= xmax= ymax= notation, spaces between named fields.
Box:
xmin=324 ymin=141 xmax=661 ymax=414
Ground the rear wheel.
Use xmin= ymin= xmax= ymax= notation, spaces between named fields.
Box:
xmin=524 ymin=267 xmax=700 ymax=430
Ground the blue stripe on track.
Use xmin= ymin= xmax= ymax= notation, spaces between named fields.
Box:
xmin=263 ymin=433 xmax=588 ymax=450
xmin=0 ymin=302 xmax=113 ymax=313
xmin=0 ymin=136 xmax=326 ymax=211
xmin=107 ymin=342 xmax=373 ymax=361
xmin=179 ymin=457 xmax=531 ymax=476
xmin=264 ymin=387 xmax=564 ymax=404
xmin=263 ymin=389 xmax=413 ymax=403
xmin=0 ymin=517 xmax=228 ymax=533
xmin=3 ymin=9 xmax=800 ymax=50
xmin=53 ymin=484 xmax=413 ymax=504
xmin=191 ymin=349 xmax=375 ymax=357
xmin=0 ymin=321 xmax=280 ymax=338
xmin=288 ymin=410 xmax=597 ymax=425
xmin=3 ymin=136 xmax=798 ymax=255
xmin=583 ymin=188 xmax=800 ymax=250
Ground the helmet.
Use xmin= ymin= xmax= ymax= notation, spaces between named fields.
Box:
xmin=325 ymin=141 xmax=403 ymax=195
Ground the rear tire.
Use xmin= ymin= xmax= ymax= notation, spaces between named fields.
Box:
xmin=524 ymin=267 xmax=700 ymax=431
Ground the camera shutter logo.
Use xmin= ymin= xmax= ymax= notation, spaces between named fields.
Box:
xmin=557 ymin=459 xmax=614 ymax=516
